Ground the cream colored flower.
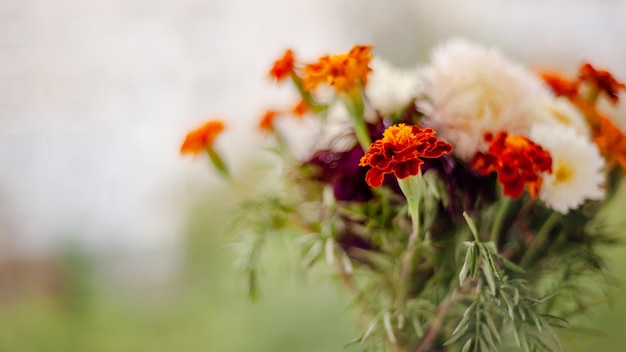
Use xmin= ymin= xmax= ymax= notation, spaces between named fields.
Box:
xmin=419 ymin=38 xmax=551 ymax=160
xmin=530 ymin=124 xmax=605 ymax=214
xmin=534 ymin=96 xmax=590 ymax=137
xmin=366 ymin=58 xmax=421 ymax=116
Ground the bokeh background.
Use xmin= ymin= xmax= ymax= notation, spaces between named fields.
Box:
xmin=1 ymin=0 xmax=625 ymax=351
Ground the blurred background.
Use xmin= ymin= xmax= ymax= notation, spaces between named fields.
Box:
xmin=0 ymin=0 xmax=625 ymax=350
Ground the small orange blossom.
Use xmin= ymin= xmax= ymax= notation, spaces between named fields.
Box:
xmin=269 ymin=49 xmax=296 ymax=82
xmin=180 ymin=120 xmax=226 ymax=155
xmin=303 ymin=45 xmax=373 ymax=93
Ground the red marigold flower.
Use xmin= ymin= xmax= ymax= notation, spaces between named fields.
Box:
xmin=579 ymin=62 xmax=626 ymax=104
xmin=303 ymin=45 xmax=373 ymax=93
xmin=180 ymin=120 xmax=226 ymax=155
xmin=269 ymin=49 xmax=295 ymax=82
xmin=537 ymin=70 xmax=580 ymax=99
xmin=470 ymin=132 xmax=552 ymax=198
xmin=359 ymin=123 xmax=452 ymax=188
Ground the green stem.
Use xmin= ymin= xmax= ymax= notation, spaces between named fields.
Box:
xmin=413 ymin=283 xmax=467 ymax=352
xmin=396 ymin=176 xmax=424 ymax=316
xmin=490 ymin=196 xmax=516 ymax=245
xmin=398 ymin=176 xmax=423 ymax=249
xmin=352 ymin=116 xmax=372 ymax=152
xmin=291 ymin=73 xmax=327 ymax=115
xmin=206 ymin=147 xmax=232 ymax=181
xmin=342 ymin=89 xmax=371 ymax=151
xmin=520 ymin=212 xmax=561 ymax=268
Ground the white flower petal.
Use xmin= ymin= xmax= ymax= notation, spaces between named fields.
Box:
xmin=365 ymin=58 xmax=421 ymax=116
xmin=419 ymin=38 xmax=552 ymax=160
xmin=531 ymin=124 xmax=605 ymax=214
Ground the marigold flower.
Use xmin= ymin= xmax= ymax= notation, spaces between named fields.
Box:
xmin=537 ymin=70 xmax=580 ymax=99
xmin=303 ymin=45 xmax=373 ymax=93
xmin=592 ymin=112 xmax=626 ymax=171
xmin=258 ymin=110 xmax=280 ymax=132
xmin=269 ymin=49 xmax=295 ymax=82
xmin=579 ymin=62 xmax=626 ymax=104
xmin=291 ymin=99 xmax=308 ymax=117
xmin=470 ymin=132 xmax=552 ymax=198
xmin=180 ymin=120 xmax=226 ymax=155
xmin=359 ymin=123 xmax=452 ymax=188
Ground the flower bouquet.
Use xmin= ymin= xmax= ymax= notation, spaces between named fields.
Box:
xmin=181 ymin=39 xmax=626 ymax=352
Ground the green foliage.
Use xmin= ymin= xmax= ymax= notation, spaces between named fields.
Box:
xmin=229 ymin=160 xmax=625 ymax=352
xmin=447 ymin=214 xmax=561 ymax=352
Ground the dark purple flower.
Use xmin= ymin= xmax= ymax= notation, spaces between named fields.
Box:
xmin=307 ymin=146 xmax=373 ymax=202
xmin=423 ymin=154 xmax=495 ymax=217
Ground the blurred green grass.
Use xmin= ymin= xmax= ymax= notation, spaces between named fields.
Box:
xmin=0 ymin=181 xmax=625 ymax=351
xmin=0 ymin=184 xmax=359 ymax=352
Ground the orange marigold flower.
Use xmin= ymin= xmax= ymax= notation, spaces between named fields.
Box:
xmin=470 ymin=132 xmax=552 ymax=198
xmin=359 ymin=123 xmax=452 ymax=188
xmin=180 ymin=120 xmax=226 ymax=155
xmin=303 ymin=45 xmax=373 ymax=93
xmin=592 ymin=113 xmax=626 ymax=171
xmin=537 ymin=70 xmax=580 ymax=99
xmin=269 ymin=49 xmax=295 ymax=82
xmin=291 ymin=99 xmax=308 ymax=117
xmin=579 ymin=62 xmax=626 ymax=104
xmin=258 ymin=110 xmax=280 ymax=132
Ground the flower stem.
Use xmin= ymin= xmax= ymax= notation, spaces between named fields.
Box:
xmin=396 ymin=176 xmax=424 ymax=318
xmin=353 ymin=116 xmax=372 ymax=151
xmin=343 ymin=89 xmax=372 ymax=151
xmin=413 ymin=282 xmax=469 ymax=352
xmin=206 ymin=147 xmax=232 ymax=181
xmin=490 ymin=196 xmax=517 ymax=245
xmin=398 ymin=176 xmax=424 ymax=250
xmin=520 ymin=212 xmax=561 ymax=268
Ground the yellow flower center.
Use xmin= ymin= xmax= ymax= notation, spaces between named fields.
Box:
xmin=554 ymin=161 xmax=574 ymax=183
xmin=550 ymin=109 xmax=572 ymax=126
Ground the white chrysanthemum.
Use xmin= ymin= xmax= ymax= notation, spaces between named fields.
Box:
xmin=534 ymin=96 xmax=590 ymax=137
xmin=530 ymin=124 xmax=605 ymax=214
xmin=366 ymin=58 xmax=421 ymax=116
xmin=419 ymin=38 xmax=552 ymax=160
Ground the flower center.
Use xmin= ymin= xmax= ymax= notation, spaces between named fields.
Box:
xmin=554 ymin=162 xmax=574 ymax=183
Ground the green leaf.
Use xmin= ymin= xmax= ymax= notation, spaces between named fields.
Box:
xmin=360 ymin=318 xmax=379 ymax=344
xmin=471 ymin=245 xmax=479 ymax=278
xmin=501 ymin=257 xmax=525 ymax=273
xmin=459 ymin=246 xmax=473 ymax=285
xmin=324 ymin=238 xmax=335 ymax=266
xmin=302 ymin=239 xmax=323 ymax=267
xmin=481 ymin=260 xmax=497 ymax=296
xmin=512 ymin=324 xmax=522 ymax=347
xmin=461 ymin=338 xmax=473 ymax=352
xmin=480 ymin=324 xmax=498 ymax=351
xmin=501 ymin=291 xmax=515 ymax=320
xmin=383 ymin=311 xmax=397 ymax=344
xmin=481 ymin=244 xmax=503 ymax=283
xmin=484 ymin=313 xmax=501 ymax=343
xmin=463 ymin=212 xmax=480 ymax=242
xmin=412 ymin=317 xmax=424 ymax=338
